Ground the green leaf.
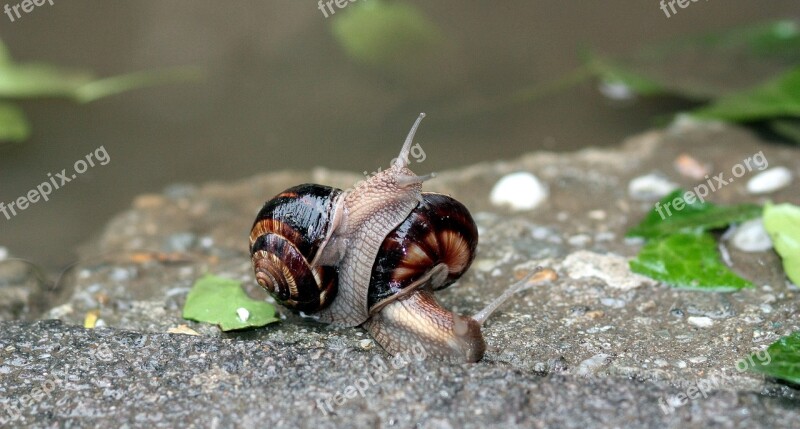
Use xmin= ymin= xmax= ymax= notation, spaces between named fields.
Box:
xmin=627 ymin=189 xmax=762 ymax=239
xmin=585 ymin=53 xmax=672 ymax=98
xmin=0 ymin=102 xmax=30 ymax=142
xmin=748 ymin=331 xmax=800 ymax=385
xmin=183 ymin=274 xmax=279 ymax=331
xmin=0 ymin=39 xmax=12 ymax=64
xmin=691 ymin=66 xmax=800 ymax=122
xmin=763 ymin=203 xmax=800 ymax=285
xmin=0 ymin=61 xmax=200 ymax=102
xmin=0 ymin=62 xmax=95 ymax=99
xmin=331 ymin=0 xmax=443 ymax=69
xmin=74 ymin=67 xmax=203 ymax=103
xmin=769 ymin=119 xmax=800 ymax=144
xmin=629 ymin=232 xmax=754 ymax=291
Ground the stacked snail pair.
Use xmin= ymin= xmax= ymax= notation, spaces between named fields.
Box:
xmin=250 ymin=114 xmax=556 ymax=362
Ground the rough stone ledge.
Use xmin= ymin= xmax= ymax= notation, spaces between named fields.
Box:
xmin=1 ymin=122 xmax=799 ymax=427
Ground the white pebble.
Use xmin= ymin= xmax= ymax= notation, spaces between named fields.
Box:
xmin=359 ymin=339 xmax=374 ymax=350
xmin=0 ymin=247 xmax=7 ymax=261
xmin=490 ymin=172 xmax=548 ymax=211
xmin=747 ymin=167 xmax=792 ymax=194
xmin=236 ymin=307 xmax=250 ymax=322
xmin=731 ymin=219 xmax=773 ymax=252
xmin=628 ymin=173 xmax=678 ymax=201
xmin=600 ymin=298 xmax=626 ymax=309
xmin=567 ymin=234 xmax=592 ymax=247
xmin=598 ymin=81 xmax=635 ymax=101
xmin=687 ymin=316 xmax=713 ymax=328
xmin=575 ymin=353 xmax=611 ymax=377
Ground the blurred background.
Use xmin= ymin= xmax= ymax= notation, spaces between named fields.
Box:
xmin=0 ymin=0 xmax=797 ymax=272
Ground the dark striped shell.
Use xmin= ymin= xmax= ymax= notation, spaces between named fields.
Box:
xmin=250 ymin=187 xmax=477 ymax=318
xmin=367 ymin=192 xmax=478 ymax=312
xmin=249 ymin=184 xmax=341 ymax=313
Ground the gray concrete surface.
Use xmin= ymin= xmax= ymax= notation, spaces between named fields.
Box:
xmin=1 ymin=121 xmax=799 ymax=428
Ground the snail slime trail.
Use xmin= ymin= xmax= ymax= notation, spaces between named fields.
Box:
xmin=250 ymin=113 xmax=558 ymax=362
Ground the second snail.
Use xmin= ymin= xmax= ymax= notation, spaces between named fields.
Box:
xmin=250 ymin=113 xmax=557 ymax=363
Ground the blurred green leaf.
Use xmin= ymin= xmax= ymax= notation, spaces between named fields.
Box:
xmin=0 ymin=61 xmax=201 ymax=102
xmin=692 ymin=67 xmax=800 ymax=122
xmin=665 ymin=19 xmax=800 ymax=61
xmin=0 ymin=101 xmax=30 ymax=142
xmin=629 ymin=231 xmax=754 ymax=291
xmin=770 ymin=119 xmax=800 ymax=144
xmin=0 ymin=62 xmax=95 ymax=99
xmin=0 ymin=39 xmax=12 ymax=65
xmin=627 ymin=190 xmax=762 ymax=239
xmin=585 ymin=54 xmax=673 ymax=98
xmin=763 ymin=202 xmax=800 ymax=286
xmin=183 ymin=274 xmax=279 ymax=332
xmin=332 ymin=0 xmax=443 ymax=69
xmin=749 ymin=331 xmax=800 ymax=385
xmin=74 ymin=67 xmax=203 ymax=103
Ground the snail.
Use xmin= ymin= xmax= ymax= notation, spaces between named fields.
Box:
xmin=249 ymin=113 xmax=557 ymax=362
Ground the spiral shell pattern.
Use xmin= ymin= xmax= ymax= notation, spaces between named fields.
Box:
xmin=367 ymin=192 xmax=478 ymax=310
xmin=250 ymin=184 xmax=340 ymax=312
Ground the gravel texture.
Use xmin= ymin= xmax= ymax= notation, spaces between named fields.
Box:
xmin=1 ymin=121 xmax=799 ymax=428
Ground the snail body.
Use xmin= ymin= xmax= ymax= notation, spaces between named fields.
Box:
xmin=250 ymin=114 xmax=556 ymax=362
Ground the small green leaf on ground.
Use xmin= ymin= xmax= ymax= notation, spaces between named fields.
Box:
xmin=630 ymin=232 xmax=754 ymax=291
xmin=763 ymin=202 xmax=800 ymax=285
xmin=627 ymin=189 xmax=762 ymax=239
xmin=0 ymin=101 xmax=30 ymax=142
xmin=183 ymin=274 xmax=279 ymax=331
xmin=691 ymin=66 xmax=800 ymax=122
xmin=748 ymin=331 xmax=800 ymax=385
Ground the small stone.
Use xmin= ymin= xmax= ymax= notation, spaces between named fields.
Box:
xmin=236 ymin=307 xmax=250 ymax=322
xmin=359 ymin=339 xmax=374 ymax=350
xmin=598 ymin=81 xmax=635 ymax=101
xmin=585 ymin=310 xmax=605 ymax=320
xmin=689 ymin=356 xmax=707 ymax=364
xmin=673 ymin=154 xmax=710 ymax=180
xmin=637 ymin=300 xmax=656 ymax=312
xmin=563 ymin=250 xmax=656 ymax=290
xmin=575 ymin=354 xmax=611 ymax=377
xmin=567 ymin=234 xmax=592 ymax=247
xmin=746 ymin=166 xmax=792 ymax=194
xmin=600 ymin=298 xmax=626 ymax=309
xmin=490 ymin=172 xmax=548 ymax=211
xmin=628 ymin=173 xmax=678 ymax=201
xmin=473 ymin=259 xmax=496 ymax=272
xmin=165 ymin=232 xmax=196 ymax=252
xmin=587 ymin=210 xmax=606 ymax=220
xmin=731 ymin=219 xmax=773 ymax=252
xmin=687 ymin=316 xmax=714 ymax=328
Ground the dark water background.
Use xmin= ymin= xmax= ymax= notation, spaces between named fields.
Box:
xmin=0 ymin=1 xmax=797 ymax=271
